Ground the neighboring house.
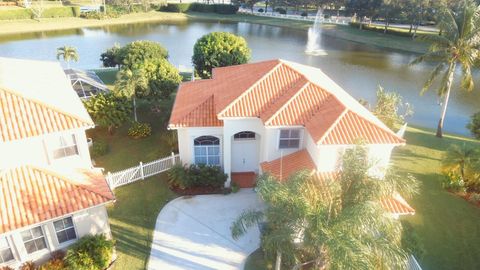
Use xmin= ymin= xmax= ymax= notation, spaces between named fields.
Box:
xmin=64 ymin=68 xmax=109 ymax=99
xmin=169 ymin=59 xmax=414 ymax=217
xmin=0 ymin=57 xmax=114 ymax=268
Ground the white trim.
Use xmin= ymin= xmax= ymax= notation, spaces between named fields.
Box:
xmin=20 ymin=225 xmax=49 ymax=256
xmin=277 ymin=128 xmax=303 ymax=150
xmin=52 ymin=216 xmax=78 ymax=247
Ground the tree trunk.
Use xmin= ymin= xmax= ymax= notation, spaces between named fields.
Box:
xmin=275 ymin=251 xmax=282 ymax=270
xmin=265 ymin=1 xmax=268 ymax=13
xmin=384 ymin=12 xmax=389 ymax=34
xmin=436 ymin=63 xmax=456 ymax=138
xmin=133 ymin=96 xmax=138 ymax=122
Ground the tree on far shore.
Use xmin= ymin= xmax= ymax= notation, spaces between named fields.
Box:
xmin=56 ymin=46 xmax=79 ymax=69
xmin=192 ymin=32 xmax=251 ymax=79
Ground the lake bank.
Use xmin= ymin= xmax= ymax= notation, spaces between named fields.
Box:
xmin=0 ymin=11 xmax=430 ymax=54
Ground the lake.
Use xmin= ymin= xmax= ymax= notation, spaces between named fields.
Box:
xmin=0 ymin=19 xmax=478 ymax=135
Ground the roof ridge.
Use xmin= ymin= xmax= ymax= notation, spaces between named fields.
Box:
xmin=0 ymin=87 xmax=93 ymax=127
xmin=217 ymin=61 xmax=283 ymax=117
xmin=315 ymin=107 xmax=349 ymax=145
xmin=22 ymin=165 xmax=113 ymax=202
xmin=264 ymin=81 xmax=310 ymax=125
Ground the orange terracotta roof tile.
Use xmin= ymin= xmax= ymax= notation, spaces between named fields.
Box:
xmin=0 ymin=165 xmax=114 ymax=234
xmin=0 ymin=88 xmax=93 ymax=142
xmin=169 ymin=59 xmax=404 ymax=146
xmin=261 ymin=152 xmax=414 ymax=216
xmin=260 ymin=149 xmax=316 ymax=181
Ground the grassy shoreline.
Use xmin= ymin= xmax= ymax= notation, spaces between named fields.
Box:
xmin=0 ymin=11 xmax=429 ymax=54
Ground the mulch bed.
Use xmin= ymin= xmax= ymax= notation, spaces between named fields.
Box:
xmin=170 ymin=185 xmax=231 ymax=196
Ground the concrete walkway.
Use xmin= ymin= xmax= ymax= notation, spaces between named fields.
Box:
xmin=148 ymin=189 xmax=264 ymax=270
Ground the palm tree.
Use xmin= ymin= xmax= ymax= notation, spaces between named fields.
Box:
xmin=114 ymin=67 xmax=148 ymax=122
xmin=56 ymin=46 xmax=79 ymax=68
xmin=411 ymin=0 xmax=480 ymax=138
xmin=231 ymin=146 xmax=419 ymax=269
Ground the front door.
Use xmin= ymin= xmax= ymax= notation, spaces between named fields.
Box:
xmin=232 ymin=132 xmax=259 ymax=172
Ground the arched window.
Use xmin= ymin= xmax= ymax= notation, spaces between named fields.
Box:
xmin=194 ymin=136 xmax=220 ymax=165
xmin=233 ymin=131 xmax=256 ymax=140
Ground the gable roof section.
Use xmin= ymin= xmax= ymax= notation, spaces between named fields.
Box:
xmin=169 ymin=59 xmax=404 ymax=145
xmin=260 ymin=150 xmax=415 ymax=216
xmin=0 ymin=87 xmax=94 ymax=142
xmin=0 ymin=165 xmax=114 ymax=234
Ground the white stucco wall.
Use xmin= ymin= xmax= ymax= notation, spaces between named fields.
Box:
xmin=0 ymin=129 xmax=92 ymax=170
xmin=0 ymin=205 xmax=111 ymax=269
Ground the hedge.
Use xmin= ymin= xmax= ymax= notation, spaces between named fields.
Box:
xmin=0 ymin=6 xmax=80 ymax=20
xmin=348 ymin=22 xmax=419 ymax=38
xmin=160 ymin=3 xmax=238 ymax=15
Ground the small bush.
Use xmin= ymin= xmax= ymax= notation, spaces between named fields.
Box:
xmin=467 ymin=111 xmax=480 ymax=139
xmin=42 ymin=7 xmax=80 ymax=18
xmin=20 ymin=261 xmax=36 ymax=270
xmin=168 ymin=164 xmax=227 ymax=189
xmin=275 ymin=7 xmax=286 ymax=14
xmin=258 ymin=8 xmax=264 ymax=13
xmin=231 ymin=182 xmax=240 ymax=193
xmin=189 ymin=3 xmax=215 ymax=13
xmin=160 ymin=3 xmax=191 ymax=13
xmin=213 ymin=4 xmax=238 ymax=14
xmin=441 ymin=171 xmax=466 ymax=192
xmin=301 ymin=11 xmax=307 ymax=17
xmin=39 ymin=258 xmax=65 ymax=270
xmin=128 ymin=122 xmax=152 ymax=139
xmin=469 ymin=193 xmax=480 ymax=204
xmin=64 ymin=234 xmax=114 ymax=270
xmin=91 ymin=140 xmax=109 ymax=158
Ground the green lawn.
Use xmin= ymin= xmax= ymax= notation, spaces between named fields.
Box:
xmin=393 ymin=126 xmax=480 ymax=270
xmin=86 ymin=81 xmax=177 ymax=269
xmin=107 ymin=174 xmax=176 ymax=270
xmin=244 ymin=126 xmax=480 ymax=270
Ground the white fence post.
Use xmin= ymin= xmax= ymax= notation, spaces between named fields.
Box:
xmin=140 ymin=161 xmax=144 ymax=180
xmin=107 ymin=172 xmax=112 ymax=188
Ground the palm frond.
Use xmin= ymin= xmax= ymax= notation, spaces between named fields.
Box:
xmin=230 ymin=210 xmax=264 ymax=240
xmin=420 ymin=63 xmax=446 ymax=95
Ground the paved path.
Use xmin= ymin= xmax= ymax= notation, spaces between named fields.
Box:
xmin=148 ymin=189 xmax=264 ymax=270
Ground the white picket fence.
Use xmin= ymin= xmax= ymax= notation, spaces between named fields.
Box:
xmin=106 ymin=153 xmax=180 ymax=189
xmin=238 ymin=9 xmax=351 ymax=25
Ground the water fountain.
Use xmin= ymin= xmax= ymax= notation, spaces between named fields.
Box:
xmin=305 ymin=9 xmax=328 ymax=56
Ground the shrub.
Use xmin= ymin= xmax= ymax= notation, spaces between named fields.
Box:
xmin=231 ymin=182 xmax=240 ymax=193
xmin=160 ymin=3 xmax=191 ymax=13
xmin=275 ymin=7 xmax=286 ymax=14
xmin=189 ymin=3 xmax=215 ymax=13
xmin=100 ymin=43 xmax=121 ymax=67
xmin=162 ymin=131 xmax=178 ymax=152
xmin=301 ymin=11 xmax=307 ymax=17
xmin=441 ymin=171 xmax=466 ymax=192
xmin=0 ymin=9 xmax=32 ymax=20
xmin=42 ymin=7 xmax=80 ymax=18
xmin=467 ymin=111 xmax=480 ymax=139
xmin=258 ymin=8 xmax=264 ymax=13
xmin=168 ymin=164 xmax=227 ymax=189
xmin=469 ymin=193 xmax=480 ymax=204
xmin=64 ymin=234 xmax=114 ymax=270
xmin=91 ymin=140 xmax=109 ymax=158
xmin=116 ymin=40 xmax=169 ymax=69
xmin=39 ymin=258 xmax=65 ymax=270
xmin=83 ymin=93 xmax=132 ymax=134
xmin=213 ymin=4 xmax=238 ymax=14
xmin=128 ymin=122 xmax=152 ymax=139
xmin=20 ymin=261 xmax=36 ymax=270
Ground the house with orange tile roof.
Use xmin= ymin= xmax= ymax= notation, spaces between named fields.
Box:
xmin=0 ymin=58 xmax=114 ymax=268
xmin=169 ymin=59 xmax=414 ymax=218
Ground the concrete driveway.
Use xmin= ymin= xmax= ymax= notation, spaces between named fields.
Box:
xmin=148 ymin=189 xmax=264 ymax=270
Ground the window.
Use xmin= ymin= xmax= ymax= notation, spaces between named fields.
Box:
xmin=0 ymin=237 xmax=14 ymax=264
xmin=46 ymin=134 xmax=79 ymax=159
xmin=279 ymin=129 xmax=301 ymax=149
xmin=234 ymin=131 xmax=256 ymax=140
xmin=194 ymin=136 xmax=220 ymax=165
xmin=54 ymin=217 xmax=77 ymax=244
xmin=21 ymin=226 xmax=47 ymax=254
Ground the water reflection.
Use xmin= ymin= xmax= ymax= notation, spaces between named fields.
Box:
xmin=0 ymin=20 xmax=478 ymax=135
